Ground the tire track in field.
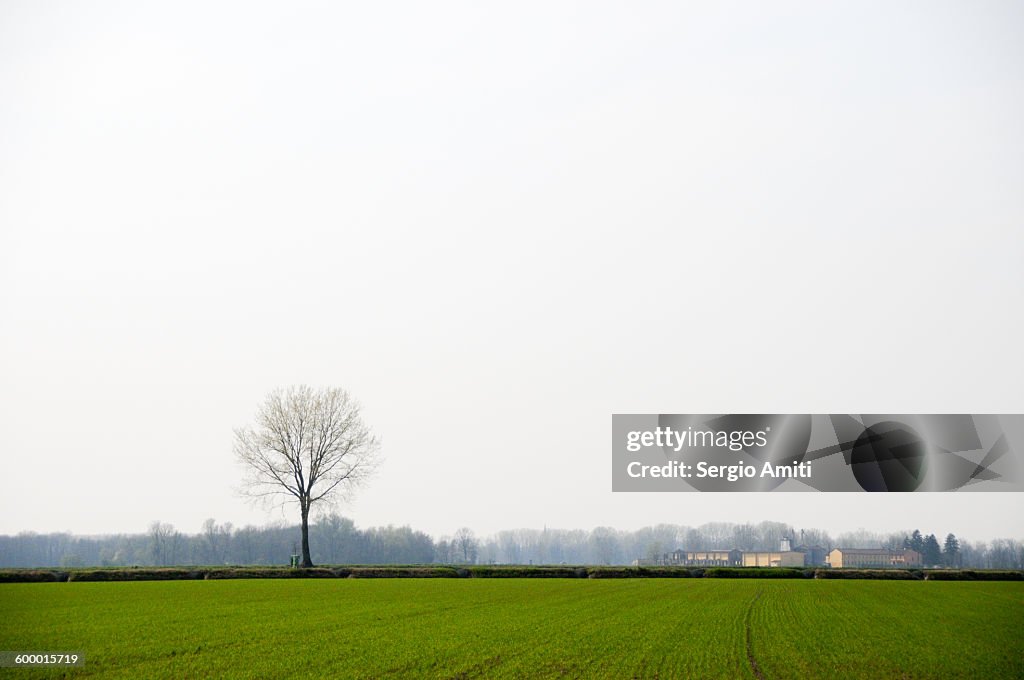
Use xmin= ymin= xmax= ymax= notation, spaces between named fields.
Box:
xmin=744 ymin=588 xmax=765 ymax=680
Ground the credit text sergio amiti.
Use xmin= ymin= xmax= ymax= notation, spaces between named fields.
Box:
xmin=624 ymin=426 xmax=812 ymax=481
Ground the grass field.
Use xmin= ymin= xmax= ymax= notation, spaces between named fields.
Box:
xmin=1 ymin=579 xmax=1021 ymax=678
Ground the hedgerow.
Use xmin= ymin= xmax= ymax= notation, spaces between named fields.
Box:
xmin=466 ymin=566 xmax=585 ymax=578
xmin=0 ymin=569 xmax=68 ymax=583
xmin=925 ymin=570 xmax=1024 ymax=581
xmin=814 ymin=569 xmax=920 ymax=580
xmin=704 ymin=567 xmax=807 ymax=578
xmin=0 ymin=566 xmax=1020 ymax=583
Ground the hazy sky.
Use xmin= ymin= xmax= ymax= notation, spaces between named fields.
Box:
xmin=2 ymin=1 xmax=1022 ymax=542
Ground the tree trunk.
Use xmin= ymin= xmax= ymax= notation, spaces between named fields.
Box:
xmin=300 ymin=502 xmax=314 ymax=567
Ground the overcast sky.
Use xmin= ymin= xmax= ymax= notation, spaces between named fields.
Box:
xmin=1 ymin=1 xmax=1022 ymax=542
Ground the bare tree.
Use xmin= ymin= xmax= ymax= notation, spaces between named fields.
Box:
xmin=234 ymin=386 xmax=380 ymax=567
xmin=201 ymin=518 xmax=233 ymax=565
xmin=589 ymin=526 xmax=620 ymax=565
xmin=434 ymin=537 xmax=453 ymax=564
xmin=315 ymin=512 xmax=357 ymax=564
xmin=148 ymin=521 xmax=175 ymax=566
xmin=497 ymin=530 xmax=521 ymax=564
xmin=454 ymin=527 xmax=478 ymax=564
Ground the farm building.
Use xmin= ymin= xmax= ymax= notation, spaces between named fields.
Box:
xmin=826 ymin=548 xmax=922 ymax=568
xmin=634 ymin=538 xmax=824 ymax=567
xmin=740 ymin=550 xmax=806 ymax=567
xmin=671 ymin=549 xmax=743 ymax=566
xmin=633 ymin=549 xmax=742 ymax=566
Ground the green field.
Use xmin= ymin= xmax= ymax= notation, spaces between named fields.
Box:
xmin=1 ymin=580 xmax=1021 ymax=678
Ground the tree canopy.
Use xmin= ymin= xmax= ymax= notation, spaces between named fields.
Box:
xmin=234 ymin=386 xmax=380 ymax=567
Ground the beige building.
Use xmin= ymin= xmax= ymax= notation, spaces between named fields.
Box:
xmin=741 ymin=551 xmax=806 ymax=567
xmin=827 ymin=548 xmax=922 ymax=568
xmin=672 ymin=549 xmax=742 ymax=566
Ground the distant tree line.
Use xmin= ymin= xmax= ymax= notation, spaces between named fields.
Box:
xmin=0 ymin=515 xmax=432 ymax=568
xmin=1 ymin=518 xmax=1021 ymax=569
